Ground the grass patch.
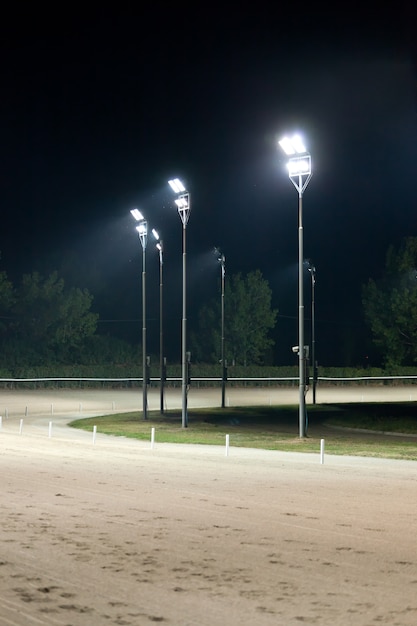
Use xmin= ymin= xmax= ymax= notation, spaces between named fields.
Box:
xmin=69 ymin=403 xmax=417 ymax=461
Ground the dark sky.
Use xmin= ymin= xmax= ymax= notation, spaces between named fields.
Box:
xmin=1 ymin=4 xmax=416 ymax=366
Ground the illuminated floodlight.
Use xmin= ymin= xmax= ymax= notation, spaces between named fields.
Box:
xmin=136 ymin=222 xmax=147 ymax=235
xmin=279 ymin=134 xmax=307 ymax=156
xmin=175 ymin=197 xmax=189 ymax=209
xmin=292 ymin=134 xmax=307 ymax=153
xmin=130 ymin=208 xmax=144 ymax=221
xmin=168 ymin=178 xmax=186 ymax=193
xmin=152 ymin=228 xmax=160 ymax=240
xmin=279 ymin=137 xmax=296 ymax=155
xmin=287 ymin=156 xmax=311 ymax=176
xmin=156 ymin=242 xmax=162 ymax=252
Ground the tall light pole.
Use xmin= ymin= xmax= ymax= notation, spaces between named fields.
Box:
xmin=152 ymin=228 xmax=165 ymax=414
xmin=308 ymin=263 xmax=317 ymax=404
xmin=214 ymin=247 xmax=226 ymax=408
xmin=279 ymin=134 xmax=312 ymax=438
xmin=168 ymin=178 xmax=190 ymax=428
xmin=131 ymin=208 xmax=148 ymax=420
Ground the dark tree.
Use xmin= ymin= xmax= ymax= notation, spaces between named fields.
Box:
xmin=362 ymin=237 xmax=417 ymax=366
xmin=6 ymin=271 xmax=98 ymax=365
xmin=191 ymin=270 xmax=277 ymax=366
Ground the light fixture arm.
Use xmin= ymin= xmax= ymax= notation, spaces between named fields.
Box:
xmin=137 ymin=221 xmax=148 ymax=250
xmin=176 ymin=193 xmax=191 ymax=226
xmin=288 ymin=154 xmax=312 ymax=196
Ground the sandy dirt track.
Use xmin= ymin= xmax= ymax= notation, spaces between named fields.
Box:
xmin=0 ymin=387 xmax=417 ymax=625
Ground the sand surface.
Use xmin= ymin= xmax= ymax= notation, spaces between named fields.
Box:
xmin=0 ymin=388 xmax=416 ymax=625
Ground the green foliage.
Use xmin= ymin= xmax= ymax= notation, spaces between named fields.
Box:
xmin=80 ymin=335 xmax=138 ymax=366
xmin=191 ymin=270 xmax=277 ymax=366
xmin=363 ymin=237 xmax=417 ymax=366
xmin=0 ymin=270 xmax=100 ymax=366
xmin=227 ymin=270 xmax=277 ymax=365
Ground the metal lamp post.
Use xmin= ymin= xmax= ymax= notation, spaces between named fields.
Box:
xmin=279 ymin=134 xmax=312 ymax=438
xmin=130 ymin=208 xmax=148 ymax=420
xmin=152 ymin=228 xmax=165 ymax=414
xmin=308 ymin=263 xmax=317 ymax=404
xmin=168 ymin=178 xmax=191 ymax=428
xmin=214 ymin=248 xmax=226 ymax=408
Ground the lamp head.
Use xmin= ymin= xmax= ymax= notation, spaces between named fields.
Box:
xmin=136 ymin=222 xmax=147 ymax=235
xmin=130 ymin=208 xmax=144 ymax=221
xmin=279 ymin=134 xmax=307 ymax=155
xmin=287 ymin=155 xmax=311 ymax=176
xmin=168 ymin=178 xmax=186 ymax=193
xmin=175 ymin=197 xmax=189 ymax=209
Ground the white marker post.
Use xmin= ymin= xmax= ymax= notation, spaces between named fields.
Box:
xmin=48 ymin=422 xmax=52 ymax=438
xmin=19 ymin=419 xmax=24 ymax=434
xmin=93 ymin=425 xmax=97 ymax=445
xmin=225 ymin=434 xmax=230 ymax=457
xmin=151 ymin=427 xmax=155 ymax=449
xmin=320 ymin=438 xmax=325 ymax=464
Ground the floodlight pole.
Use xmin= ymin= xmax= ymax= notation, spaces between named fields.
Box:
xmin=182 ymin=220 xmax=187 ymax=426
xmin=168 ymin=180 xmax=190 ymax=428
xmin=309 ymin=264 xmax=317 ymax=404
xmin=141 ymin=240 xmax=147 ymax=420
xmin=157 ymin=240 xmax=164 ymax=413
xmin=279 ymin=137 xmax=312 ymax=438
xmin=298 ymin=188 xmax=305 ymax=436
xmin=152 ymin=229 xmax=165 ymax=413
xmin=131 ymin=209 xmax=148 ymax=420
xmin=220 ymin=253 xmax=226 ymax=408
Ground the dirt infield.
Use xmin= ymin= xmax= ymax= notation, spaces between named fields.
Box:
xmin=0 ymin=388 xmax=416 ymax=625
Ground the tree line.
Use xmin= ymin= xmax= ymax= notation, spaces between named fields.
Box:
xmin=1 ymin=236 xmax=417 ymax=369
xmin=0 ymin=270 xmax=129 ymax=367
xmin=362 ymin=237 xmax=417 ymax=367
xmin=0 ymin=266 xmax=277 ymax=368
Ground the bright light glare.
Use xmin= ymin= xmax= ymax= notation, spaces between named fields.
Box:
xmin=175 ymin=197 xmax=189 ymax=209
xmin=130 ymin=208 xmax=144 ymax=221
xmin=279 ymin=137 xmax=296 ymax=155
xmin=279 ymin=134 xmax=307 ymax=155
xmin=168 ymin=178 xmax=186 ymax=193
xmin=136 ymin=223 xmax=147 ymax=234
xmin=287 ymin=158 xmax=311 ymax=176
xmin=156 ymin=243 xmax=162 ymax=251
xmin=152 ymin=228 xmax=159 ymax=240
xmin=292 ymin=134 xmax=306 ymax=153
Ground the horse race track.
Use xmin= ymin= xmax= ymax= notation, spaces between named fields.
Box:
xmin=0 ymin=387 xmax=416 ymax=625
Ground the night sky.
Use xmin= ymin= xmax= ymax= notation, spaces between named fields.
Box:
xmin=1 ymin=5 xmax=416 ymax=367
